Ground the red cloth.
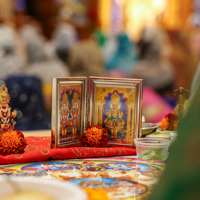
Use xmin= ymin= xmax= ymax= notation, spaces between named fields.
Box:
xmin=0 ymin=136 xmax=136 ymax=164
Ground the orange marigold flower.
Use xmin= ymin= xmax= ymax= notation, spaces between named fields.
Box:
xmin=84 ymin=188 xmax=111 ymax=200
xmin=0 ymin=130 xmax=27 ymax=156
xmin=81 ymin=125 xmax=108 ymax=147
xmin=160 ymin=113 xmax=178 ymax=131
xmin=160 ymin=118 xmax=169 ymax=130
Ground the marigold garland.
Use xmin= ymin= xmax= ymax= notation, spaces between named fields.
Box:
xmin=80 ymin=125 xmax=108 ymax=147
xmin=0 ymin=130 xmax=27 ymax=156
xmin=160 ymin=113 xmax=178 ymax=131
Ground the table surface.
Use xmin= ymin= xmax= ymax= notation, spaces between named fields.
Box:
xmin=6 ymin=130 xmax=164 ymax=200
xmin=0 ymin=156 xmax=164 ymax=200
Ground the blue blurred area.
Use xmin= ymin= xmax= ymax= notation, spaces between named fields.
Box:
xmin=5 ymin=75 xmax=51 ymax=131
xmin=105 ymin=33 xmax=138 ymax=75
xmin=15 ymin=0 xmax=26 ymax=11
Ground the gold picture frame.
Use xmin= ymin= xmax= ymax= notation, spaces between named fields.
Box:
xmin=51 ymin=77 xmax=87 ymax=148
xmin=89 ymin=77 xmax=142 ymax=147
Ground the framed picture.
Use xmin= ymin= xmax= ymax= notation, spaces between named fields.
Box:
xmin=51 ymin=77 xmax=87 ymax=148
xmin=89 ymin=77 xmax=142 ymax=147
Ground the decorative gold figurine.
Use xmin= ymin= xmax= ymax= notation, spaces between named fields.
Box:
xmin=173 ymin=87 xmax=190 ymax=119
xmin=0 ymin=85 xmax=17 ymax=132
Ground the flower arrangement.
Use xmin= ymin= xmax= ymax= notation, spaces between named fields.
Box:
xmin=84 ymin=188 xmax=111 ymax=200
xmin=80 ymin=125 xmax=109 ymax=147
xmin=0 ymin=130 xmax=27 ymax=156
xmin=160 ymin=113 xmax=178 ymax=131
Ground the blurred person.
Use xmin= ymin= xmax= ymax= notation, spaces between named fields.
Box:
xmin=50 ymin=15 xmax=78 ymax=65
xmin=68 ymin=38 xmax=106 ymax=78
xmin=172 ymin=31 xmax=200 ymax=119
xmin=21 ymin=22 xmax=70 ymax=83
xmin=187 ymin=31 xmax=200 ymax=100
xmin=103 ymin=32 xmax=118 ymax=62
xmin=187 ymin=0 xmax=200 ymax=28
xmin=190 ymin=32 xmax=200 ymax=57
xmin=13 ymin=10 xmax=27 ymax=30
xmin=147 ymin=80 xmax=200 ymax=200
xmin=22 ymin=25 xmax=71 ymax=113
xmin=0 ymin=23 xmax=26 ymax=80
xmin=105 ymin=32 xmax=138 ymax=77
xmin=19 ymin=22 xmax=45 ymax=64
xmin=168 ymin=30 xmax=199 ymax=90
xmin=17 ymin=15 xmax=43 ymax=38
xmin=191 ymin=64 xmax=200 ymax=100
xmin=131 ymin=28 xmax=175 ymax=96
xmin=8 ymin=10 xmax=42 ymax=36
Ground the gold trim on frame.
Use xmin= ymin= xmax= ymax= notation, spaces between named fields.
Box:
xmin=89 ymin=77 xmax=143 ymax=147
xmin=59 ymin=84 xmax=82 ymax=139
xmin=51 ymin=77 xmax=87 ymax=148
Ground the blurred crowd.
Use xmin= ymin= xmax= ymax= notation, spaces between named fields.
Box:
xmin=0 ymin=10 xmax=200 ymax=130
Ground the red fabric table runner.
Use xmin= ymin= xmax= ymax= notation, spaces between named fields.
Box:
xmin=0 ymin=136 xmax=136 ymax=164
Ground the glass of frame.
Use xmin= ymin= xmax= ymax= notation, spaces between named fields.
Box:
xmin=51 ymin=77 xmax=87 ymax=148
xmin=89 ymin=77 xmax=142 ymax=147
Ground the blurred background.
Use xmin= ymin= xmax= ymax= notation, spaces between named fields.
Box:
xmin=0 ymin=0 xmax=199 ymax=130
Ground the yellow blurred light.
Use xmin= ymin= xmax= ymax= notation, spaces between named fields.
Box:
xmin=99 ymin=0 xmax=168 ymax=40
xmin=99 ymin=0 xmax=112 ymax=33
xmin=124 ymin=0 xmax=167 ymax=41
xmin=115 ymin=0 xmax=125 ymax=5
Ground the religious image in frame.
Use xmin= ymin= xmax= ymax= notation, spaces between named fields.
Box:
xmin=60 ymin=86 xmax=81 ymax=142
xmin=51 ymin=77 xmax=87 ymax=148
xmin=89 ymin=77 xmax=142 ymax=146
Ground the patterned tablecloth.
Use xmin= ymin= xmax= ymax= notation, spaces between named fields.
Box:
xmin=0 ymin=156 xmax=165 ymax=200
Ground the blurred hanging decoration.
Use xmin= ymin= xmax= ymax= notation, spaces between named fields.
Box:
xmin=14 ymin=0 xmax=26 ymax=11
xmin=99 ymin=0 xmax=125 ymax=33
xmin=111 ymin=0 xmax=125 ymax=32
xmin=0 ymin=85 xmax=27 ymax=156
xmin=58 ymin=0 xmax=87 ymax=23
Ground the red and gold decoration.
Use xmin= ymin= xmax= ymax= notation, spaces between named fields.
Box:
xmin=0 ymin=136 xmax=136 ymax=164
xmin=0 ymin=85 xmax=27 ymax=156
xmin=0 ymin=85 xmax=17 ymax=132
xmin=160 ymin=113 xmax=178 ymax=131
xmin=80 ymin=125 xmax=109 ymax=147
xmin=0 ymin=130 xmax=27 ymax=156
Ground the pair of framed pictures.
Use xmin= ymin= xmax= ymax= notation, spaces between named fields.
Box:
xmin=51 ymin=77 xmax=142 ymax=148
